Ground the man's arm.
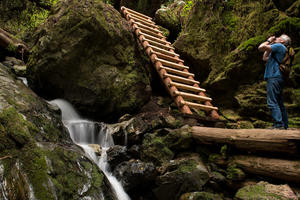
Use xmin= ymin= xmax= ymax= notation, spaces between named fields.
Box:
xmin=263 ymin=51 xmax=270 ymax=61
xmin=258 ymin=36 xmax=275 ymax=61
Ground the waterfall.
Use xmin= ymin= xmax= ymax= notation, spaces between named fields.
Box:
xmin=50 ymin=99 xmax=130 ymax=200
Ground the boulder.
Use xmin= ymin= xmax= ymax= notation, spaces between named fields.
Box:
xmin=140 ymin=126 xmax=194 ymax=165
xmin=106 ymin=145 xmax=130 ymax=170
xmin=153 ymin=153 xmax=210 ymax=200
xmin=235 ymin=181 xmax=298 ymax=200
xmin=0 ymin=63 xmax=113 ymax=200
xmin=113 ymin=159 xmax=157 ymax=191
xmin=180 ymin=192 xmax=223 ymax=200
xmin=27 ymin=0 xmax=152 ymax=121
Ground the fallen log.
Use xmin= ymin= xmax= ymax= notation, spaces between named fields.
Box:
xmin=232 ymin=155 xmax=300 ymax=183
xmin=0 ymin=28 xmax=29 ymax=57
xmin=191 ymin=127 xmax=300 ymax=154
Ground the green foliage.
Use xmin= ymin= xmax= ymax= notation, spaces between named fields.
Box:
xmin=181 ymin=0 xmax=194 ymax=18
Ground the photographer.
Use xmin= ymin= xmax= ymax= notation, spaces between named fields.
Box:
xmin=258 ymin=34 xmax=291 ymax=130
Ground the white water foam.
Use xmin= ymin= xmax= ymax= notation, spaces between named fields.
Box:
xmin=50 ymin=99 xmax=130 ymax=200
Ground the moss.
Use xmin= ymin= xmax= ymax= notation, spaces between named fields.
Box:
xmin=236 ymin=183 xmax=285 ymax=199
xmin=21 ymin=144 xmax=55 ymax=200
xmin=226 ymin=164 xmax=245 ymax=181
xmin=178 ymin=159 xmax=197 ymax=173
xmin=238 ymin=35 xmax=265 ymax=51
xmin=141 ymin=134 xmax=174 ymax=164
xmin=0 ymin=107 xmax=38 ymax=146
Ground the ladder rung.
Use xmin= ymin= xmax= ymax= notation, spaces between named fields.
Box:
xmin=128 ymin=15 xmax=157 ymax=28
xmin=121 ymin=7 xmax=152 ymax=20
xmin=146 ymin=44 xmax=179 ymax=57
xmin=155 ymin=58 xmax=188 ymax=70
xmin=164 ymin=73 xmax=199 ymax=85
xmin=174 ymin=91 xmax=212 ymax=102
xmin=151 ymin=50 xmax=184 ymax=63
xmin=180 ymin=100 xmax=218 ymax=111
xmin=128 ymin=13 xmax=154 ymax=24
xmin=143 ymin=38 xmax=174 ymax=50
xmin=140 ymin=32 xmax=169 ymax=44
xmin=169 ymin=81 xmax=205 ymax=92
xmin=138 ymin=28 xmax=164 ymax=39
xmin=160 ymin=66 xmax=194 ymax=77
xmin=135 ymin=22 xmax=162 ymax=34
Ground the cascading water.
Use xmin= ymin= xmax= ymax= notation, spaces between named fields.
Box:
xmin=50 ymin=99 xmax=130 ymax=200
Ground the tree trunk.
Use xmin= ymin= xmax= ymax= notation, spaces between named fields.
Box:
xmin=0 ymin=28 xmax=29 ymax=57
xmin=191 ymin=126 xmax=300 ymax=154
xmin=233 ymin=155 xmax=300 ymax=183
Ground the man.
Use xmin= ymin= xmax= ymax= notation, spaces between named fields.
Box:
xmin=258 ymin=34 xmax=291 ymax=129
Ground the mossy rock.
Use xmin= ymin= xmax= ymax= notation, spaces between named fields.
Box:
xmin=0 ymin=63 xmax=112 ymax=199
xmin=226 ymin=164 xmax=245 ymax=181
xmin=0 ymin=0 xmax=59 ymax=39
xmin=235 ymin=181 xmax=297 ymax=200
xmin=154 ymin=154 xmax=210 ymax=200
xmin=140 ymin=126 xmax=193 ymax=165
xmin=27 ymin=0 xmax=152 ymax=121
xmin=180 ymin=191 xmax=223 ymax=200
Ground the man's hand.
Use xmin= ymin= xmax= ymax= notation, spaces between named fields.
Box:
xmin=267 ymin=36 xmax=276 ymax=44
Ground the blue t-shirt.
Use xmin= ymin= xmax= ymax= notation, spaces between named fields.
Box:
xmin=264 ymin=43 xmax=286 ymax=80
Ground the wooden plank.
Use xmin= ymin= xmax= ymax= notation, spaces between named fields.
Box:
xmin=127 ymin=13 xmax=153 ymax=23
xmin=174 ymin=91 xmax=212 ymax=101
xmin=155 ymin=58 xmax=188 ymax=70
xmin=138 ymin=28 xmax=164 ymax=38
xmin=180 ymin=100 xmax=217 ymax=111
xmin=135 ymin=22 xmax=162 ymax=33
xmin=170 ymin=81 xmax=206 ymax=92
xmin=164 ymin=73 xmax=199 ymax=85
xmin=151 ymin=50 xmax=184 ymax=63
xmin=121 ymin=6 xmax=152 ymax=20
xmin=233 ymin=155 xmax=300 ymax=182
xmin=191 ymin=126 xmax=300 ymax=154
xmin=160 ymin=66 xmax=194 ymax=77
xmin=147 ymin=44 xmax=179 ymax=57
xmin=128 ymin=15 xmax=157 ymax=28
xmin=143 ymin=38 xmax=174 ymax=50
xmin=139 ymin=32 xmax=167 ymax=44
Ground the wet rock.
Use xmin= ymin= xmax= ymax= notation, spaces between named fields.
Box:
xmin=180 ymin=192 xmax=223 ymax=200
xmin=113 ymin=159 xmax=157 ymax=191
xmin=27 ymin=0 xmax=151 ymax=121
xmin=154 ymin=153 xmax=210 ymax=200
xmin=89 ymin=144 xmax=102 ymax=156
xmin=106 ymin=145 xmax=130 ymax=170
xmin=235 ymin=181 xmax=298 ymax=200
xmin=0 ymin=63 xmax=113 ymax=200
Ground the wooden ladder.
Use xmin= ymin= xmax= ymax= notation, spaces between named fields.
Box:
xmin=121 ymin=7 xmax=219 ymax=120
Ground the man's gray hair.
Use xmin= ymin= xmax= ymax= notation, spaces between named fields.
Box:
xmin=280 ymin=34 xmax=291 ymax=46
